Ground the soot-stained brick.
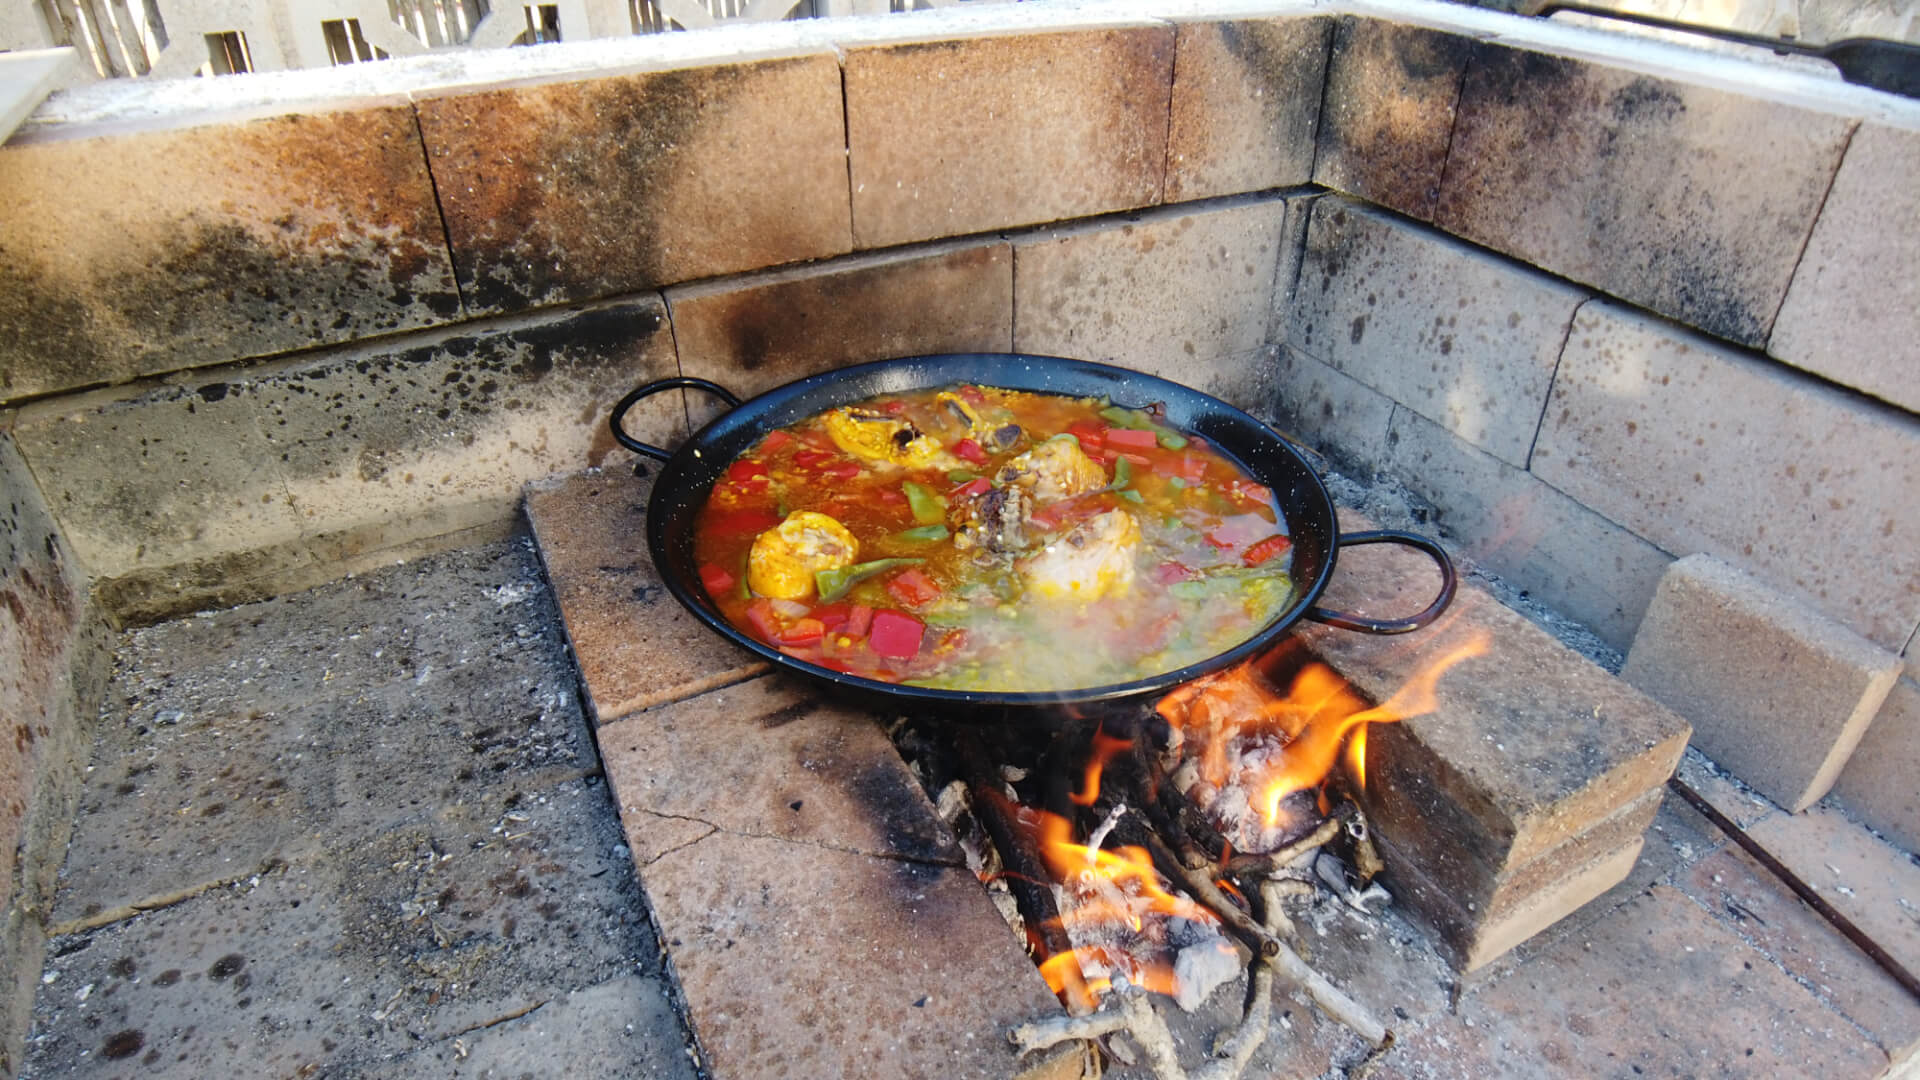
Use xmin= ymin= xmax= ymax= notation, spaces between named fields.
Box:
xmin=416 ymin=54 xmax=851 ymax=314
xmin=0 ymin=106 xmax=460 ymax=402
xmin=1165 ymin=17 xmax=1332 ymax=200
xmin=1313 ymin=17 xmax=1474 ymax=220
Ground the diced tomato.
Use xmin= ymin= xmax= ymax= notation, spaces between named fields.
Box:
xmin=953 ymin=438 xmax=988 ymax=465
xmin=699 ymin=564 xmax=737 ymax=595
xmin=955 ymin=386 xmax=986 ymax=405
xmin=794 ymin=449 xmax=833 ymax=468
xmin=812 ymin=603 xmax=851 ymax=630
xmin=727 ymin=459 xmax=769 ymax=482
xmin=1066 ymin=421 xmax=1107 ymax=450
xmin=772 ymin=617 xmax=826 ymax=647
xmin=868 ymin=610 xmax=926 ymax=659
xmin=1243 ymin=534 xmax=1293 ymax=568
xmin=885 ymin=568 xmax=942 ymax=607
xmin=881 ymin=400 xmax=908 ymax=415
xmin=758 ymin=430 xmax=794 ymax=454
xmin=1104 ymin=427 xmax=1159 ymax=451
xmin=823 ymin=461 xmax=861 ymax=480
xmin=951 ymin=477 xmax=992 ymax=499
xmin=1153 ymin=561 xmax=1196 ymax=585
xmin=744 ymin=597 xmax=782 ymax=641
xmin=708 ymin=509 xmax=782 ymax=538
xmin=845 ymin=604 xmax=874 ymax=638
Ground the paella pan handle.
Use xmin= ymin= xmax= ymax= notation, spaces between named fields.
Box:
xmin=1306 ymin=530 xmax=1457 ymax=635
xmin=609 ymin=377 xmax=742 ymax=462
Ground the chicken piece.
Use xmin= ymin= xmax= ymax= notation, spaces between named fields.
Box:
xmin=822 ymin=408 xmax=957 ymax=470
xmin=1022 ymin=509 xmax=1141 ymax=602
xmin=953 ymin=484 xmax=1033 ymax=554
xmin=996 ymin=436 xmax=1108 ymax=502
xmin=747 ymin=511 xmax=859 ymax=600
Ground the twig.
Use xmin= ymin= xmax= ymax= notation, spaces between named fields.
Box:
xmin=1223 ymin=814 xmax=1345 ymax=878
xmin=1136 ymin=818 xmax=1281 ymax=959
xmin=1260 ymin=880 xmax=1389 ymax=1047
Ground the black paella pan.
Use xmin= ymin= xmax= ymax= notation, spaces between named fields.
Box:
xmin=609 ymin=353 xmax=1455 ymax=717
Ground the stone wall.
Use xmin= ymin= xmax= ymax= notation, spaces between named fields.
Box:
xmin=1 ymin=0 xmax=1917 ymax=1042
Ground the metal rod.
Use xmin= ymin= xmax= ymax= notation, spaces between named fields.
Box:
xmin=1667 ymin=776 xmax=1920 ymax=1004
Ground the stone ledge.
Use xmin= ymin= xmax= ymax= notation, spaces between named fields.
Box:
xmin=1833 ymin=676 xmax=1920 ymax=855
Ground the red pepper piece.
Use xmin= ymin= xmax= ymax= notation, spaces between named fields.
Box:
xmin=1170 ymin=454 xmax=1208 ymax=482
xmin=824 ymin=462 xmax=861 ymax=480
xmin=812 ymin=603 xmax=851 ymax=630
xmin=868 ymin=610 xmax=925 ymax=659
xmin=772 ymin=617 xmax=827 ymax=647
xmin=728 ymin=459 xmax=770 ymax=483
xmin=1118 ymin=451 xmax=1152 ymax=468
xmin=793 ymin=449 xmax=833 ymax=468
xmin=699 ymin=564 xmax=737 ymax=595
xmin=956 ymin=386 xmax=986 ymax=404
xmin=845 ymin=604 xmax=874 ymax=638
xmin=1066 ymin=421 xmax=1107 ymax=450
xmin=1104 ymin=427 xmax=1159 ymax=451
xmin=1242 ymin=534 xmax=1293 ymax=567
xmin=953 ymin=438 xmax=988 ymax=465
xmin=881 ymin=400 xmax=908 ymax=415
xmin=758 ymin=430 xmax=794 ymax=454
xmin=951 ymin=477 xmax=992 ymax=499
xmin=885 ymin=568 xmax=942 ymax=607
xmin=744 ymin=597 xmax=782 ymax=641
xmin=876 ymin=488 xmax=908 ymax=506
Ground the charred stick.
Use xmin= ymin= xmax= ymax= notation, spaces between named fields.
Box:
xmin=954 ymin=730 xmax=1090 ymax=1014
xmin=1260 ymin=881 xmax=1389 ymax=1046
xmin=1131 ymin=814 xmax=1281 ymax=959
xmin=1223 ymin=813 xmax=1346 ymax=878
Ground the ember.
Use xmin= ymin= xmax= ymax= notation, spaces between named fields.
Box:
xmin=904 ymin=630 xmax=1491 ymax=1076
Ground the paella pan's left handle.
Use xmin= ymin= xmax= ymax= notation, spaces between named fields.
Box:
xmin=1306 ymin=530 xmax=1456 ymax=635
xmin=610 ymin=377 xmax=742 ymax=462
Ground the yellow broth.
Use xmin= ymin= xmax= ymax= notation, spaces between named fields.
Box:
xmin=689 ymin=385 xmax=1294 ymax=691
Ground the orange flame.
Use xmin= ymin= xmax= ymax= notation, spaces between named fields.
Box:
xmin=1069 ymin=730 xmax=1134 ymax=807
xmin=1258 ymin=633 xmax=1489 ymax=823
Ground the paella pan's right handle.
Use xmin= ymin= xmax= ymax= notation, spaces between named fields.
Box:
xmin=1306 ymin=530 xmax=1457 ymax=634
xmin=610 ymin=377 xmax=742 ymax=462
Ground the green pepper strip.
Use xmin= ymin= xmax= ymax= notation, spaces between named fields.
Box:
xmin=1108 ymin=455 xmax=1133 ymax=491
xmin=947 ymin=469 xmax=977 ymax=483
xmin=902 ymin=481 xmax=946 ymax=525
xmin=893 ymin=525 xmax=950 ymax=543
xmin=815 ymin=558 xmax=925 ymax=604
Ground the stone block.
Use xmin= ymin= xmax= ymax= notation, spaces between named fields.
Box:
xmin=1381 ymin=406 xmax=1673 ymax=652
xmin=1741 ymin=805 xmax=1920 ymax=1019
xmin=844 ymin=27 xmax=1174 ymax=248
xmin=1287 ymin=508 xmax=1689 ymax=966
xmin=416 ymin=53 xmax=852 ymax=314
xmin=51 ymin=540 xmax=596 ymax=925
xmin=1382 ymin=886 xmax=1889 ymax=1076
xmin=1312 ymin=17 xmax=1472 ymax=221
xmin=525 ymin=470 xmax=768 ymax=725
xmin=1770 ymin=123 xmax=1920 ymax=413
xmin=1289 ymin=197 xmax=1589 ymax=467
xmin=642 ymin=829 xmax=1073 ymax=1080
xmin=1012 ymin=196 xmax=1289 ymax=412
xmin=0 ymin=105 xmax=460 ymax=402
xmin=598 ymin=675 xmax=959 ymax=866
xmin=28 ymin=776 xmax=676 ymax=1078
xmin=668 ymin=241 xmax=1012 ymax=406
xmin=1269 ymin=345 xmax=1397 ymax=477
xmin=1164 ymin=17 xmax=1330 ymax=202
xmin=11 ymin=298 xmax=683 ymax=617
xmin=1623 ymin=555 xmax=1901 ymax=812
xmin=1679 ymin=845 xmax=1920 ymax=1065
xmin=1833 ymin=676 xmax=1920 ymax=855
xmin=1533 ymin=301 xmax=1920 ymax=653
xmin=1433 ymin=43 xmax=1853 ymax=347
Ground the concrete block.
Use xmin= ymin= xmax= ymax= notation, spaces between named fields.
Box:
xmin=1164 ymin=17 xmax=1330 ymax=202
xmin=1287 ymin=508 xmax=1689 ymax=968
xmin=0 ymin=106 xmax=460 ymax=402
xmin=1833 ymin=676 xmax=1920 ymax=855
xmin=525 ymin=470 xmax=768 ymax=725
xmin=1770 ymin=123 xmax=1920 ymax=413
xmin=1311 ymin=17 xmax=1472 ymax=221
xmin=1269 ymin=345 xmax=1397 ymax=477
xmin=1532 ymin=301 xmax=1920 ymax=653
xmin=11 ymin=299 xmax=683 ymax=620
xmin=1679 ymin=843 xmax=1920 ymax=1064
xmin=668 ymin=240 xmax=1012 ymax=406
xmin=1433 ymin=42 xmax=1853 ymax=347
xmin=598 ymin=675 xmax=959 ymax=866
xmin=1290 ymin=197 xmax=1589 ymax=467
xmin=844 ymin=27 xmax=1174 ymax=248
xmin=416 ymin=53 xmax=852 ymax=314
xmin=1388 ymin=886 xmax=1887 ymax=1072
xmin=1012 ymin=196 xmax=1289 ymax=412
xmin=1623 ymin=554 xmax=1902 ymax=813
xmin=642 ymin=830 xmax=1074 ymax=1080
xmin=1382 ymin=406 xmax=1673 ymax=652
